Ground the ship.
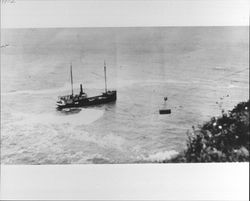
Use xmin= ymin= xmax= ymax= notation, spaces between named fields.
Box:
xmin=56 ymin=61 xmax=117 ymax=110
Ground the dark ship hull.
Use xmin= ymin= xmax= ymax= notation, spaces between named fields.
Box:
xmin=57 ymin=90 xmax=116 ymax=110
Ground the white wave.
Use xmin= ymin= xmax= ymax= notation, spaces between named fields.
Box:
xmin=1 ymin=80 xmax=116 ymax=96
xmin=134 ymin=79 xmax=201 ymax=88
xmin=69 ymin=132 xmax=125 ymax=150
xmin=13 ymin=109 xmax=104 ymax=126
xmin=1 ymin=82 xmax=79 ymax=96
xmin=90 ymin=79 xmax=193 ymax=89
xmin=115 ymin=79 xmax=139 ymax=88
xmin=227 ymin=84 xmax=238 ymax=89
xmin=1 ymin=78 xmax=194 ymax=96
xmin=74 ymin=153 xmax=112 ymax=164
xmin=141 ymin=150 xmax=179 ymax=162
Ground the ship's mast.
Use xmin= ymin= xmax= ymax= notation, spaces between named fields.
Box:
xmin=70 ymin=63 xmax=74 ymax=96
xmin=104 ymin=61 xmax=107 ymax=93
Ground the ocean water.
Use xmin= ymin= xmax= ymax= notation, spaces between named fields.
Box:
xmin=1 ymin=27 xmax=249 ymax=164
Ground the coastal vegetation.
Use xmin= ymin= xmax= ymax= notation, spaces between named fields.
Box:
xmin=166 ymin=100 xmax=249 ymax=163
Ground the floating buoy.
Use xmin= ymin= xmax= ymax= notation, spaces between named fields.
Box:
xmin=159 ymin=109 xmax=171 ymax=114
xmin=160 ymin=96 xmax=171 ymax=114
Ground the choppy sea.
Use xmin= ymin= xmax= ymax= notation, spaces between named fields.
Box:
xmin=1 ymin=27 xmax=249 ymax=164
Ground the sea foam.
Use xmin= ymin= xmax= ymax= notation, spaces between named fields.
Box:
xmin=141 ymin=150 xmax=179 ymax=162
xmin=13 ymin=109 xmax=104 ymax=126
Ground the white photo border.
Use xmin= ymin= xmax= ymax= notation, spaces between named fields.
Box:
xmin=1 ymin=0 xmax=249 ymax=200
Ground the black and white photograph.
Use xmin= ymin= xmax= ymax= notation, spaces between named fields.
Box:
xmin=1 ymin=0 xmax=249 ymax=200
xmin=1 ymin=25 xmax=249 ymax=165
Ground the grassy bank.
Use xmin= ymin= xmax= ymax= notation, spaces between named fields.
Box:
xmin=166 ymin=100 xmax=249 ymax=163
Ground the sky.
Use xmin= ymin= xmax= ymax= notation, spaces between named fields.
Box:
xmin=1 ymin=0 xmax=249 ymax=28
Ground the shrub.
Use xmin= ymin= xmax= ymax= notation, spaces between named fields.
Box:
xmin=166 ymin=100 xmax=249 ymax=162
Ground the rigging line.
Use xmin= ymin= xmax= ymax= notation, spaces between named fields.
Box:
xmin=91 ymin=72 xmax=103 ymax=78
xmin=216 ymin=67 xmax=249 ymax=81
xmin=171 ymin=67 xmax=249 ymax=96
xmin=198 ymin=67 xmax=248 ymax=86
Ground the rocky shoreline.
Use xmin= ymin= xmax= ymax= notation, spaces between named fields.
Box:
xmin=165 ymin=100 xmax=249 ymax=163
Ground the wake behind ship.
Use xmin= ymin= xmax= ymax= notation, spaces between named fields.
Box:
xmin=56 ymin=62 xmax=116 ymax=110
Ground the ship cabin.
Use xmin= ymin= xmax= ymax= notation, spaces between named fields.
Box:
xmin=57 ymin=84 xmax=87 ymax=105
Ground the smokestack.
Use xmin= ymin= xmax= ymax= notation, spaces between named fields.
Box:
xmin=80 ymin=84 xmax=83 ymax=95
